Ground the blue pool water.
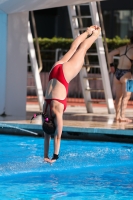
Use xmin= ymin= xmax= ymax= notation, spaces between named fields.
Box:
xmin=0 ymin=134 xmax=133 ymax=200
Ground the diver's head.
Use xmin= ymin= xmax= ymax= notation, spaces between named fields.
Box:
xmin=42 ymin=114 xmax=56 ymax=136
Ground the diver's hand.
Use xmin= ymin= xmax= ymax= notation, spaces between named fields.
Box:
xmin=44 ymin=157 xmax=57 ymax=164
xmin=44 ymin=157 xmax=51 ymax=163
xmin=110 ymin=66 xmax=115 ymax=73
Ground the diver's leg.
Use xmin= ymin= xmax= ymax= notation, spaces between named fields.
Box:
xmin=63 ymin=27 xmax=101 ymax=82
xmin=55 ymin=26 xmax=96 ymax=64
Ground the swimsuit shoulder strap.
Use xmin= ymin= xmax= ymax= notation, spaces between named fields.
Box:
xmin=125 ymin=45 xmax=133 ymax=63
xmin=120 ymin=45 xmax=133 ymax=63
xmin=120 ymin=45 xmax=128 ymax=57
xmin=125 ymin=45 xmax=128 ymax=54
xmin=126 ymin=46 xmax=133 ymax=52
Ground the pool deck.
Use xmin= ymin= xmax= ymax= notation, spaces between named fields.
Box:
xmin=0 ymin=98 xmax=133 ymax=142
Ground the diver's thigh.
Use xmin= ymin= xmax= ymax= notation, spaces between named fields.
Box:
xmin=63 ymin=49 xmax=85 ymax=82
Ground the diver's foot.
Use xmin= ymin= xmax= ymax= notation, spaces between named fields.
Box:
xmin=86 ymin=26 xmax=96 ymax=36
xmin=119 ymin=117 xmax=132 ymax=122
xmin=114 ymin=118 xmax=120 ymax=122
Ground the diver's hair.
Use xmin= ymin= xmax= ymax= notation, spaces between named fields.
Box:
xmin=130 ymin=36 xmax=133 ymax=44
xmin=42 ymin=115 xmax=56 ymax=136
xmin=30 ymin=112 xmax=56 ymax=136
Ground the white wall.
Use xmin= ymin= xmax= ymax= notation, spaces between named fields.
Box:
xmin=0 ymin=10 xmax=7 ymax=115
xmin=4 ymin=12 xmax=28 ymax=117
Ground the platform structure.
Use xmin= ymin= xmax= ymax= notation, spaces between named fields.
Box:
xmin=0 ymin=0 xmax=106 ymax=119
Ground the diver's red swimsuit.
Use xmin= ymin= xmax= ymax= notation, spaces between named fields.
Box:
xmin=45 ymin=64 xmax=69 ymax=112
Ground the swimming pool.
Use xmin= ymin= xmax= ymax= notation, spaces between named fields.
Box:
xmin=0 ymin=134 xmax=133 ymax=200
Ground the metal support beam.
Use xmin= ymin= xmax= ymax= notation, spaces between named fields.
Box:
xmin=28 ymin=21 xmax=44 ymax=111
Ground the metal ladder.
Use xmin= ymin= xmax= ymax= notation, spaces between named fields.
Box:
xmin=27 ymin=21 xmax=44 ymax=111
xmin=67 ymin=2 xmax=115 ymax=114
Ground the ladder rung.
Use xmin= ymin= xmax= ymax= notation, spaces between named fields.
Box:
xmin=86 ymin=53 xmax=98 ymax=56
xmin=84 ymin=77 xmax=102 ymax=80
xmin=86 ymin=88 xmax=104 ymax=92
xmin=27 ymin=63 xmax=31 ymax=67
xmin=74 ymin=4 xmax=90 ymax=6
xmin=84 ymin=64 xmax=100 ymax=68
xmin=74 ymin=27 xmax=87 ymax=31
xmin=27 ymin=86 xmax=35 ymax=88
xmin=80 ymin=4 xmax=90 ymax=6
xmin=87 ymin=100 xmax=106 ymax=104
xmin=72 ymin=16 xmax=91 ymax=19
